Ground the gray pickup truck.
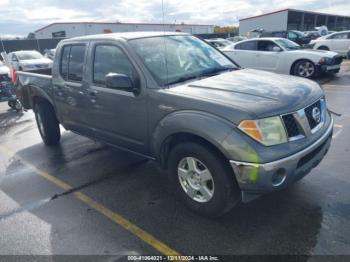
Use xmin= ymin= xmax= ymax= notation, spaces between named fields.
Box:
xmin=17 ymin=32 xmax=333 ymax=217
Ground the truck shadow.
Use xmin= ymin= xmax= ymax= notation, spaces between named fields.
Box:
xmin=1 ymin=131 xmax=323 ymax=259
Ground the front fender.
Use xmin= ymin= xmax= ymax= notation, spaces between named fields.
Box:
xmin=151 ymin=110 xmax=255 ymax=162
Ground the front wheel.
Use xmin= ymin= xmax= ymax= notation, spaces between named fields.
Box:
xmin=293 ymin=60 xmax=316 ymax=78
xmin=168 ymin=142 xmax=240 ymax=217
xmin=34 ymin=102 xmax=61 ymax=146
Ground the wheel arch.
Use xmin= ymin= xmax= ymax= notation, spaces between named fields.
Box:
xmin=151 ymin=111 xmax=237 ymax=169
xmin=290 ymin=58 xmax=315 ymax=75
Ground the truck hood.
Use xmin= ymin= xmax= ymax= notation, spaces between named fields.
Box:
xmin=168 ymin=69 xmax=323 ymax=119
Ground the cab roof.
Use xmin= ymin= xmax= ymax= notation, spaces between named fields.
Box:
xmin=62 ymin=31 xmax=188 ymax=43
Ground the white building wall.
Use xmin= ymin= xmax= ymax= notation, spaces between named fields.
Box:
xmin=239 ymin=10 xmax=288 ymax=36
xmin=35 ymin=23 xmax=214 ymax=39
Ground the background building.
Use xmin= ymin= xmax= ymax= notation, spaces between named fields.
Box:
xmin=35 ymin=22 xmax=214 ymax=39
xmin=239 ymin=9 xmax=350 ymax=36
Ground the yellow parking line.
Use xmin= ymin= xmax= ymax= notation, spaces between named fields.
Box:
xmin=0 ymin=145 xmax=181 ymax=256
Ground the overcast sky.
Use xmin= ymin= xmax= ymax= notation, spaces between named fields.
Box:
xmin=0 ymin=0 xmax=349 ymax=37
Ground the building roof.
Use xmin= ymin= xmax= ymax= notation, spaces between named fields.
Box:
xmin=62 ymin=31 xmax=188 ymax=42
xmin=239 ymin=8 xmax=350 ymax=22
xmin=35 ymin=22 xmax=214 ymax=33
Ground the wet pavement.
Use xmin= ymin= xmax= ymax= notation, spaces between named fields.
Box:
xmin=0 ymin=61 xmax=349 ymax=260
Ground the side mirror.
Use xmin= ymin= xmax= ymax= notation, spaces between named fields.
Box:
xmin=12 ymin=57 xmax=18 ymax=62
xmin=272 ymin=46 xmax=282 ymax=52
xmin=105 ymin=73 xmax=138 ymax=93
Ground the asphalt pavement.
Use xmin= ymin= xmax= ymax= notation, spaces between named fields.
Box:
xmin=0 ymin=61 xmax=349 ymax=261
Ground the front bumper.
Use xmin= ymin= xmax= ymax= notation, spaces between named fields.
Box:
xmin=317 ymin=64 xmax=341 ymax=74
xmin=230 ymin=116 xmax=333 ymax=202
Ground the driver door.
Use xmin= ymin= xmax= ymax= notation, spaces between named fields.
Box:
xmin=255 ymin=40 xmax=280 ymax=72
xmin=83 ymin=41 xmax=148 ymax=154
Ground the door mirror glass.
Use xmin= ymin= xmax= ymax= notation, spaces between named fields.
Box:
xmin=105 ymin=73 xmax=136 ymax=93
xmin=12 ymin=56 xmax=18 ymax=62
xmin=272 ymin=46 xmax=282 ymax=52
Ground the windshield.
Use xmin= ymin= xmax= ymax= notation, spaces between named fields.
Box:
xmin=275 ymin=39 xmax=301 ymax=50
xmin=130 ymin=35 xmax=237 ymax=86
xmin=15 ymin=51 xmax=43 ymax=60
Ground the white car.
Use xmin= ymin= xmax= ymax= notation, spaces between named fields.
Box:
xmin=205 ymin=38 xmax=233 ymax=50
xmin=310 ymin=30 xmax=350 ymax=56
xmin=222 ymin=37 xmax=343 ymax=78
xmin=6 ymin=50 xmax=53 ymax=72
xmin=0 ymin=61 xmax=10 ymax=79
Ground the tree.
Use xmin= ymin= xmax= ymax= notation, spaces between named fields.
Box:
xmin=27 ymin=32 xmax=36 ymax=39
xmin=214 ymin=26 xmax=239 ymax=35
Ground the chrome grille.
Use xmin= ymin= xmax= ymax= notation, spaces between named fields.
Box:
xmin=282 ymin=114 xmax=300 ymax=137
xmin=281 ymin=98 xmax=325 ymax=141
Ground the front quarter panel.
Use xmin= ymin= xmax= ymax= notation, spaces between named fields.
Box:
xmin=151 ymin=110 xmax=254 ymax=162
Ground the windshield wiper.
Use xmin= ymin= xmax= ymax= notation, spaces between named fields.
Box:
xmin=166 ymin=74 xmax=199 ymax=86
xmin=166 ymin=67 xmax=234 ymax=86
xmin=198 ymin=67 xmax=234 ymax=77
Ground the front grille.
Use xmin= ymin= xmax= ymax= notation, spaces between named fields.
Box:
xmin=305 ymin=100 xmax=321 ymax=130
xmin=332 ymin=56 xmax=343 ymax=65
xmin=282 ymin=114 xmax=300 ymax=138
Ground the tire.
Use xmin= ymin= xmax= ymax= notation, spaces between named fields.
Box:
xmin=317 ymin=46 xmax=329 ymax=51
xmin=8 ymin=100 xmax=15 ymax=109
xmin=293 ymin=60 xmax=316 ymax=78
xmin=34 ymin=102 xmax=60 ymax=146
xmin=168 ymin=142 xmax=240 ymax=217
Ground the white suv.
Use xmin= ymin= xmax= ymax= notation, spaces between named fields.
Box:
xmin=310 ymin=31 xmax=350 ymax=56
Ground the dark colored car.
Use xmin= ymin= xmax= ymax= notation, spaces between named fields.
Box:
xmin=261 ymin=30 xmax=311 ymax=45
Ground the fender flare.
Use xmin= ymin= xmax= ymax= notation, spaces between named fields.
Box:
xmin=151 ymin=110 xmax=238 ymax=161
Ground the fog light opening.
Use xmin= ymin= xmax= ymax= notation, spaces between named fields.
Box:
xmin=272 ymin=168 xmax=287 ymax=187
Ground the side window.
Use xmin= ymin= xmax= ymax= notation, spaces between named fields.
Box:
xmin=93 ymin=45 xmax=136 ymax=86
xmin=273 ymin=32 xmax=285 ymax=38
xmin=235 ymin=41 xmax=256 ymax=51
xmin=257 ymin=41 xmax=278 ymax=51
xmin=332 ymin=33 xmax=348 ymax=39
xmin=68 ymin=45 xmax=85 ymax=82
xmin=288 ymin=32 xmax=298 ymax=40
xmin=59 ymin=45 xmax=86 ymax=82
xmin=60 ymin=46 xmax=70 ymax=79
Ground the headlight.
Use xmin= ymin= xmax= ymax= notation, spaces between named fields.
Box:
xmin=238 ymin=116 xmax=288 ymax=146
xmin=319 ymin=57 xmax=333 ymax=65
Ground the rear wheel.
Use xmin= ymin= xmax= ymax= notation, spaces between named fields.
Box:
xmin=34 ymin=102 xmax=60 ymax=146
xmin=293 ymin=60 xmax=316 ymax=78
xmin=168 ymin=142 xmax=240 ymax=217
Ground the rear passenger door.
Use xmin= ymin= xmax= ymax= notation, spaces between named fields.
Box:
xmin=52 ymin=43 xmax=88 ymax=130
xmin=83 ymin=41 xmax=148 ymax=154
xmin=230 ymin=40 xmax=258 ymax=68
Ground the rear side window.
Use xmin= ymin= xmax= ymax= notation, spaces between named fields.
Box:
xmin=235 ymin=41 xmax=256 ymax=50
xmin=257 ymin=41 xmax=279 ymax=51
xmin=93 ymin=45 xmax=136 ymax=86
xmin=59 ymin=44 xmax=86 ymax=82
xmin=329 ymin=33 xmax=349 ymax=39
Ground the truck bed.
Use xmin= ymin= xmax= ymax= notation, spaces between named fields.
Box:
xmin=16 ymin=68 xmax=53 ymax=109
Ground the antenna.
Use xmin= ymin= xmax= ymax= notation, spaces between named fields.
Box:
xmin=161 ymin=0 xmax=169 ymax=87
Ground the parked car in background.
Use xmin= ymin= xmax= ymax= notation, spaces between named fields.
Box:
xmin=5 ymin=50 xmax=53 ymax=72
xmin=260 ymin=30 xmax=311 ymax=45
xmin=222 ymin=38 xmax=342 ymax=78
xmin=227 ymin=36 xmax=248 ymax=43
xmin=0 ymin=61 xmax=12 ymax=100
xmin=0 ymin=60 xmax=10 ymax=80
xmin=305 ymin=31 xmax=321 ymax=40
xmin=205 ymin=38 xmax=232 ymax=50
xmin=44 ymin=49 xmax=56 ymax=60
xmin=310 ymin=30 xmax=350 ymax=56
xmin=16 ymin=32 xmax=333 ymax=217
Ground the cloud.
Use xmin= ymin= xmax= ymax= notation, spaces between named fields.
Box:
xmin=0 ymin=0 xmax=349 ymax=36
